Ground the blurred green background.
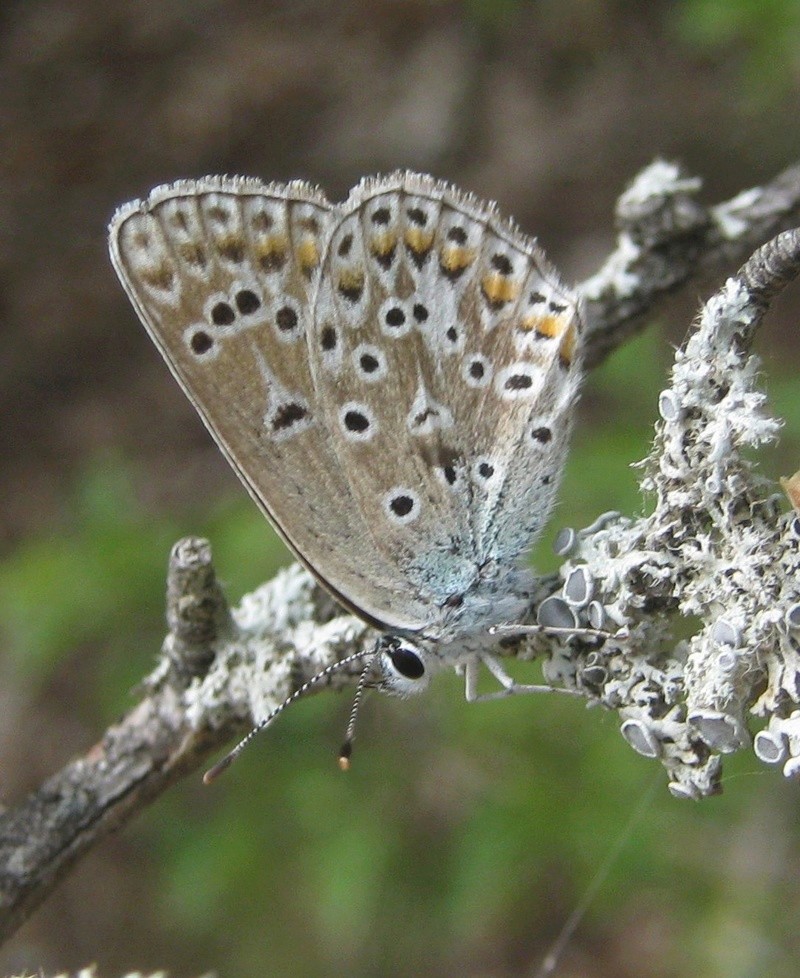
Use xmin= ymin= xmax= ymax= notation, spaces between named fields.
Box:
xmin=2 ymin=1 xmax=800 ymax=976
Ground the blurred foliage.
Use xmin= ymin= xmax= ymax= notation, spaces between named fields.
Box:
xmin=3 ymin=319 xmax=800 ymax=977
xmin=0 ymin=456 xmax=292 ymax=718
xmin=674 ymin=0 xmax=800 ymax=100
xmin=466 ymin=0 xmax=528 ymax=31
xmin=0 ymin=458 xmax=172 ymax=694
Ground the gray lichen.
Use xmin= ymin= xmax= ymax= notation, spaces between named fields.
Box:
xmin=538 ymin=233 xmax=800 ymax=798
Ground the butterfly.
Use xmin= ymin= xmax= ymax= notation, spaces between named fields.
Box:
xmin=109 ymin=171 xmax=583 ymax=771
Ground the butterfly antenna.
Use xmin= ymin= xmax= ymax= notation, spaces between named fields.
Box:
xmin=203 ymin=650 xmax=374 ymax=784
xmin=338 ymin=654 xmax=375 ymax=771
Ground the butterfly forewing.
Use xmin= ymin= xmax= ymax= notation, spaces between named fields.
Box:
xmin=109 ymin=177 xmax=432 ymax=632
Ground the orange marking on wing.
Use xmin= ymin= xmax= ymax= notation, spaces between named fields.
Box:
xmin=337 ymin=268 xmax=365 ymax=296
xmin=439 ymin=245 xmax=476 ymax=274
xmin=296 ymin=237 xmax=320 ymax=272
xmin=404 ymin=228 xmax=434 ymax=253
xmin=216 ymin=234 xmax=246 ymax=262
xmin=559 ymin=322 xmax=577 ymax=366
xmin=142 ymin=263 xmax=175 ymax=290
xmin=177 ymin=242 xmax=208 ymax=268
xmin=254 ymin=234 xmax=289 ymax=269
xmin=518 ymin=312 xmax=566 ymax=338
xmin=481 ymin=273 xmax=521 ymax=305
xmin=370 ymin=231 xmax=398 ymax=257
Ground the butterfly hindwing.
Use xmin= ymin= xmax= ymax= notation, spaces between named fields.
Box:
xmin=308 ymin=173 xmax=583 ymax=618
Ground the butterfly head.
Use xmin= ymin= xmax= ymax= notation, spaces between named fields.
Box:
xmin=203 ymin=633 xmax=437 ymax=783
xmin=371 ymin=634 xmax=435 ymax=697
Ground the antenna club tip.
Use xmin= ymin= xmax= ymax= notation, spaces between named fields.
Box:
xmin=338 ymin=741 xmax=353 ymax=771
xmin=203 ymin=755 xmax=232 ymax=785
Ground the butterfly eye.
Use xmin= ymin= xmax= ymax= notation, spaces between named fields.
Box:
xmin=388 ymin=646 xmax=425 ymax=679
xmin=375 ymin=639 xmax=432 ymax=699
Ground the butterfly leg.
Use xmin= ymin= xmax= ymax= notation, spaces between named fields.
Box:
xmin=463 ymin=654 xmax=578 ymax=702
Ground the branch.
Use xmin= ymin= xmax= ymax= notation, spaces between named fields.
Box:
xmin=2 ymin=162 xmax=800 ymax=943
xmin=581 ymin=159 xmax=800 ymax=366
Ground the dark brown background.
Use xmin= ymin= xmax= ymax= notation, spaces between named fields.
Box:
xmin=4 ymin=0 xmax=798 ymax=546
